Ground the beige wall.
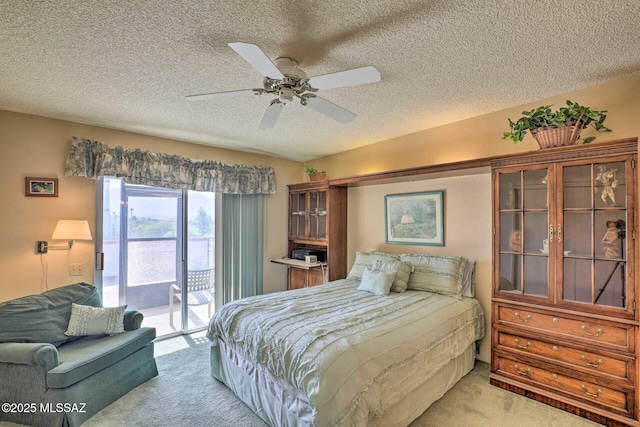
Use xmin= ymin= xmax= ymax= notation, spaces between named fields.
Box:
xmin=308 ymin=74 xmax=640 ymax=178
xmin=0 ymin=110 xmax=301 ymax=301
xmin=315 ymin=74 xmax=640 ymax=364
xmin=347 ymin=173 xmax=493 ymax=361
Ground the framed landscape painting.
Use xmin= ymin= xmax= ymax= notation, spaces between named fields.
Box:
xmin=25 ymin=177 xmax=58 ymax=197
xmin=385 ymin=191 xmax=444 ymax=246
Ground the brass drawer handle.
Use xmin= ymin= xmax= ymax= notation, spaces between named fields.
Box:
xmin=581 ymin=326 xmax=604 ymax=337
xmin=514 ymin=312 xmax=532 ymax=323
xmin=581 ymin=384 xmax=603 ymax=398
xmin=581 ymin=355 xmax=604 ymax=368
xmin=514 ymin=339 xmax=531 ymax=350
xmin=514 ymin=364 xmax=530 ymax=376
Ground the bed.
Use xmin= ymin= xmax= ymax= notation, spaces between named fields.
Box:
xmin=207 ymin=252 xmax=485 ymax=427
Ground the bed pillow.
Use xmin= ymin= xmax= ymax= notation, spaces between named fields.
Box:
xmin=64 ymin=303 xmax=127 ymax=337
xmin=401 ymin=254 xmax=468 ymax=298
xmin=372 ymin=260 xmax=412 ymax=293
xmin=357 ymin=267 xmax=396 ymax=296
xmin=461 ymin=259 xmax=476 ymax=297
xmin=347 ymin=251 xmax=400 ymax=281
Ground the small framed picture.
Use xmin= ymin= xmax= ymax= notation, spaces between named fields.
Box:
xmin=385 ymin=191 xmax=444 ymax=246
xmin=25 ymin=177 xmax=58 ymax=197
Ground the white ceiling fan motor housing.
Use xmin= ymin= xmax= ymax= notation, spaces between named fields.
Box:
xmin=274 ymin=57 xmax=308 ymax=80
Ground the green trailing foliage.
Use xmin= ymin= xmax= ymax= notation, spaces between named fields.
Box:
xmin=502 ymin=100 xmax=611 ymax=144
xmin=305 ymin=167 xmax=326 ymax=174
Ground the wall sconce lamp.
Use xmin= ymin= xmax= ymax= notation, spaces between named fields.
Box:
xmin=36 ymin=220 xmax=92 ymax=254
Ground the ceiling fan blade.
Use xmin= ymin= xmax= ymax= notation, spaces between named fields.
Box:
xmin=185 ymin=89 xmax=264 ymax=101
xmin=303 ymin=95 xmax=356 ymax=124
xmin=308 ymin=66 xmax=380 ymax=91
xmin=257 ymin=99 xmax=285 ymax=129
xmin=228 ymin=42 xmax=284 ymax=80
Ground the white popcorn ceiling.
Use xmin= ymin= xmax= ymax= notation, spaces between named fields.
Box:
xmin=1 ymin=0 xmax=639 ymax=161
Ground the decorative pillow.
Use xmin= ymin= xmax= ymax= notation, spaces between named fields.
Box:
xmin=401 ymin=254 xmax=468 ymax=298
xmin=64 ymin=303 xmax=127 ymax=337
xmin=357 ymin=267 xmax=396 ymax=296
xmin=347 ymin=251 xmax=400 ymax=281
xmin=372 ymin=260 xmax=412 ymax=293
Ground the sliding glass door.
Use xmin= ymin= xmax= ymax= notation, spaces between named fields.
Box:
xmin=96 ymin=178 xmax=215 ymax=336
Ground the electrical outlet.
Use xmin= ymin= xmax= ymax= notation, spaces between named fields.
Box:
xmin=36 ymin=241 xmax=48 ymax=254
xmin=69 ymin=263 xmax=85 ymax=276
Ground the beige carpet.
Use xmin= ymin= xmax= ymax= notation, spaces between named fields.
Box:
xmin=1 ymin=332 xmax=603 ymax=427
xmin=409 ymin=358 xmax=601 ymax=427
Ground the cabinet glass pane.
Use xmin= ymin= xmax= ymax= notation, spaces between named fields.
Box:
xmin=523 ymin=255 xmax=548 ymax=296
xmin=563 ymin=165 xmax=592 ymax=209
xmin=499 ymin=254 xmax=521 ymax=292
xmin=500 ymin=212 xmax=522 ymax=252
xmin=563 ymin=258 xmax=592 ymax=303
xmin=499 ymin=172 xmax=520 ymax=210
xmin=563 ymin=211 xmax=592 ymax=257
xmin=290 ymin=193 xmax=306 ymax=237
xmin=524 ymin=212 xmax=548 ymax=254
xmin=595 ymin=260 xmax=626 ymax=308
xmin=595 ymin=162 xmax=626 ymax=209
xmin=309 ymin=191 xmax=327 ymax=239
xmin=524 ymin=169 xmax=548 ymax=209
xmin=561 ymin=161 xmax=628 ymax=308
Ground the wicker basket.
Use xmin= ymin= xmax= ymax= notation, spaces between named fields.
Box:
xmin=530 ymin=122 xmax=584 ymax=149
xmin=308 ymin=172 xmax=327 ymax=181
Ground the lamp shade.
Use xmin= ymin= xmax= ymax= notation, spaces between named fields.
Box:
xmin=51 ymin=220 xmax=92 ymax=241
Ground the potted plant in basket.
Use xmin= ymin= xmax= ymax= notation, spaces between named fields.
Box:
xmin=502 ymin=100 xmax=611 ymax=148
xmin=305 ymin=167 xmax=327 ymax=181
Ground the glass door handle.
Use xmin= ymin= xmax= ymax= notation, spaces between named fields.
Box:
xmin=557 ymin=224 xmax=562 ymax=243
xmin=549 ymin=224 xmax=554 ymax=243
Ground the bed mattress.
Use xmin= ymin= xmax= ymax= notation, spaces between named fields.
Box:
xmin=207 ymin=279 xmax=485 ymax=426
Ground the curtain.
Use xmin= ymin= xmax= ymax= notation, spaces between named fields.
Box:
xmin=65 ymin=136 xmax=276 ymax=194
xmin=220 ymin=194 xmax=264 ymax=303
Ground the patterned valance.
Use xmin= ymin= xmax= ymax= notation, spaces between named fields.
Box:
xmin=64 ymin=137 xmax=276 ymax=194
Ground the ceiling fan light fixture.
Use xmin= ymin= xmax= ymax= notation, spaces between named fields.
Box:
xmin=278 ymin=87 xmax=294 ymax=104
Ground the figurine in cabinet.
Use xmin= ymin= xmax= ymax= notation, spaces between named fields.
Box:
xmin=602 ymin=219 xmax=625 ymax=259
xmin=595 ymin=165 xmax=618 ymax=206
xmin=508 ymin=229 xmax=521 ymax=252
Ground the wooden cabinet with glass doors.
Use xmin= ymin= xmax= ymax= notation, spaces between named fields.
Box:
xmin=490 ymin=138 xmax=639 ymax=426
xmin=286 ymin=181 xmax=347 ymax=290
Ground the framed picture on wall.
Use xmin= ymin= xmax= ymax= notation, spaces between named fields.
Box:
xmin=25 ymin=177 xmax=58 ymax=197
xmin=385 ymin=191 xmax=444 ymax=246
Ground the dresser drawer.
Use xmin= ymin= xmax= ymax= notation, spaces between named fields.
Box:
xmin=495 ymin=354 xmax=633 ymax=416
xmin=496 ymin=304 xmax=634 ymax=352
xmin=497 ymin=331 xmax=633 ymax=383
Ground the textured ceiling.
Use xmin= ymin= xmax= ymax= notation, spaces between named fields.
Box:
xmin=1 ymin=1 xmax=639 ymax=162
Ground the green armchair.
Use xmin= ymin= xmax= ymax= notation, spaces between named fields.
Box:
xmin=0 ymin=283 xmax=158 ymax=427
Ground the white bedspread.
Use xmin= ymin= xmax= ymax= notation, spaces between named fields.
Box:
xmin=207 ymin=279 xmax=485 ymax=426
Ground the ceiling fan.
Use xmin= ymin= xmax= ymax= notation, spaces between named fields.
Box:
xmin=186 ymin=42 xmax=381 ymax=129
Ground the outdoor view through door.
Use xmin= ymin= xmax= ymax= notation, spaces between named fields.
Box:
xmin=99 ymin=177 xmax=215 ymax=337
